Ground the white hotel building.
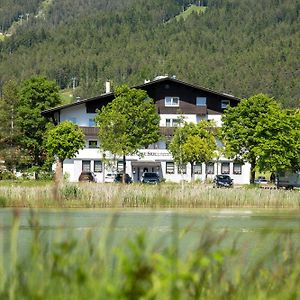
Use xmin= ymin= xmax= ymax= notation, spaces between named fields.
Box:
xmin=42 ymin=76 xmax=251 ymax=184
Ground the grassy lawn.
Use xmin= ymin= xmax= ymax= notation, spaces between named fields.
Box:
xmin=59 ymin=88 xmax=75 ymax=105
xmin=0 ymin=179 xmax=52 ymax=187
xmin=174 ymin=5 xmax=207 ymax=22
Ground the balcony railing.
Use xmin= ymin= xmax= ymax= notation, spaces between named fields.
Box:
xmin=80 ymin=126 xmax=99 ymax=137
xmin=80 ymin=126 xmax=175 ymax=138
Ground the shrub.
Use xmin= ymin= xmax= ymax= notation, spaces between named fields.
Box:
xmin=0 ymin=196 xmax=7 ymax=207
xmin=0 ymin=170 xmax=16 ymax=180
xmin=60 ymin=184 xmax=82 ymax=199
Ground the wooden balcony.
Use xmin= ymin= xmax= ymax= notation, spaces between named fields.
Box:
xmin=81 ymin=126 xmax=175 ymax=138
xmin=80 ymin=126 xmax=99 ymax=137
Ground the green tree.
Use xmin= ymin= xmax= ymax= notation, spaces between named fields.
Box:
xmin=254 ymin=109 xmax=300 ymax=174
xmin=95 ymin=85 xmax=160 ymax=182
xmin=45 ymin=121 xmax=85 ymax=182
xmin=222 ymin=94 xmax=299 ymax=183
xmin=169 ymin=120 xmax=217 ymax=181
xmin=0 ymin=79 xmax=21 ymax=171
xmin=16 ymin=76 xmax=61 ymax=178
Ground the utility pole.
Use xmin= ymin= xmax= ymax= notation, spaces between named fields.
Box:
xmin=25 ymin=13 xmax=30 ymax=21
xmin=19 ymin=14 xmax=24 ymax=24
xmin=71 ymin=77 xmax=76 ymax=90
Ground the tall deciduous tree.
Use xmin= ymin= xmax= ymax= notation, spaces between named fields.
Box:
xmin=16 ymin=76 xmax=60 ymax=177
xmin=95 ymin=85 xmax=160 ymax=182
xmin=0 ymin=79 xmax=21 ymax=171
xmin=222 ymin=94 xmax=300 ymax=183
xmin=254 ymin=109 xmax=300 ymax=174
xmin=169 ymin=120 xmax=217 ymax=181
xmin=45 ymin=121 xmax=85 ymax=183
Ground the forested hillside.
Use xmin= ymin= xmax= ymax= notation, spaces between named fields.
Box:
xmin=0 ymin=0 xmax=44 ymax=31
xmin=0 ymin=0 xmax=299 ymax=107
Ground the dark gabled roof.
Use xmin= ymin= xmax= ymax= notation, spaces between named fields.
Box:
xmin=136 ymin=76 xmax=239 ymax=100
xmin=42 ymin=76 xmax=240 ymax=115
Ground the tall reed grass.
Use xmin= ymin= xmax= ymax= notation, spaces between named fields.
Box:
xmin=0 ymin=182 xmax=299 ymax=208
xmin=1 ymin=211 xmax=300 ymax=299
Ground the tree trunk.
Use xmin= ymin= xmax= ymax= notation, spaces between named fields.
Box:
xmin=55 ymin=158 xmax=64 ymax=185
xmin=122 ymin=154 xmax=126 ymax=184
xmin=34 ymin=151 xmax=39 ymax=180
xmin=250 ymin=159 xmax=256 ymax=184
xmin=53 ymin=158 xmax=63 ymax=201
xmin=190 ymin=162 xmax=194 ymax=182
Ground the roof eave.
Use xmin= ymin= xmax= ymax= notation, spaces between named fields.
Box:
xmin=42 ymin=77 xmax=240 ymax=115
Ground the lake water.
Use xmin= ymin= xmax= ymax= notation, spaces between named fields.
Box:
xmin=1 ymin=208 xmax=300 ymax=260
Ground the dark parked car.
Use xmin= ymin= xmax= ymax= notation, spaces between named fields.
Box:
xmin=78 ymin=171 xmax=97 ymax=182
xmin=213 ymin=175 xmax=233 ymax=188
xmin=141 ymin=172 xmax=160 ymax=184
xmin=114 ymin=173 xmax=132 ymax=184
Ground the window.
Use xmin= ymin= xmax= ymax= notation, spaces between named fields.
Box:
xmin=82 ymin=160 xmax=91 ymax=172
xmin=165 ymin=96 xmax=179 ymax=107
xmin=196 ymin=97 xmax=207 ymax=106
xmin=206 ymin=162 xmax=215 ymax=175
xmin=88 ymin=140 xmax=98 ymax=148
xmin=165 ymin=119 xmax=181 ymax=127
xmin=89 ymin=118 xmax=95 ymax=127
xmin=94 ymin=160 xmax=102 ymax=173
xmin=166 ymin=162 xmax=174 ymax=174
xmin=233 ymin=163 xmax=242 ymax=175
xmin=221 ymin=162 xmax=230 ymax=174
xmin=147 ymin=142 xmax=161 ymax=149
xmin=177 ymin=164 xmax=187 ymax=174
xmin=193 ymin=163 xmax=202 ymax=174
xmin=117 ymin=161 xmax=124 ymax=172
xmin=172 ymin=119 xmax=180 ymax=127
xmin=221 ymin=100 xmax=230 ymax=109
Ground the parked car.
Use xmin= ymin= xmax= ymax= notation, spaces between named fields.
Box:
xmin=141 ymin=172 xmax=160 ymax=184
xmin=104 ymin=173 xmax=116 ymax=183
xmin=254 ymin=176 xmax=269 ymax=184
xmin=276 ymin=170 xmax=300 ymax=189
xmin=213 ymin=175 xmax=233 ymax=188
xmin=78 ymin=171 xmax=97 ymax=182
xmin=114 ymin=173 xmax=132 ymax=184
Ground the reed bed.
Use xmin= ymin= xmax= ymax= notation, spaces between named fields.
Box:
xmin=1 ymin=211 xmax=300 ymax=299
xmin=0 ymin=183 xmax=299 ymax=209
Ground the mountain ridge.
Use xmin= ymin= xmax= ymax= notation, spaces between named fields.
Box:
xmin=0 ymin=0 xmax=299 ymax=107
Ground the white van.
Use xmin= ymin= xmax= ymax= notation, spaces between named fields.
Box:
xmin=276 ymin=170 xmax=300 ymax=189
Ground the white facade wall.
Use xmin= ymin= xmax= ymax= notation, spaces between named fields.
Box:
xmin=57 ymin=99 xmax=250 ymax=184
xmin=60 ymin=104 xmax=96 ymax=126
xmin=160 ymin=114 xmax=197 ymax=127
xmin=207 ymin=114 xmax=222 ymax=127
xmin=64 ymin=146 xmax=251 ymax=185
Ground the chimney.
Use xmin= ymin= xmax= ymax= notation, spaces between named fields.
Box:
xmin=105 ymin=81 xmax=111 ymax=94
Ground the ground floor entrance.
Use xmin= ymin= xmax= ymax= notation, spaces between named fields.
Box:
xmin=131 ymin=162 xmax=162 ymax=182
